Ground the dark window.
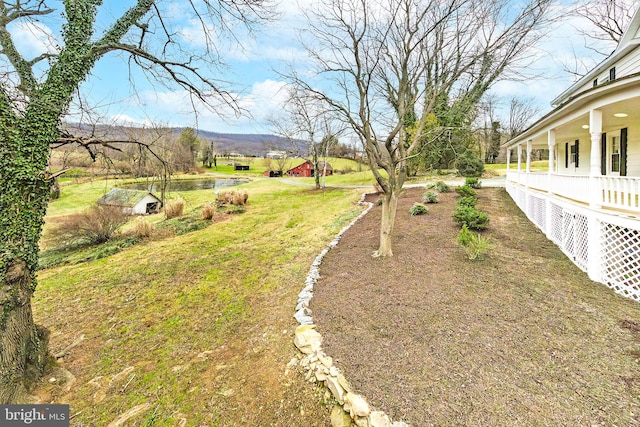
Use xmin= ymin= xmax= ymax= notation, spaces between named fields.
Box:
xmin=593 ymin=78 xmax=598 ymax=87
xmin=610 ymin=67 xmax=616 ymax=81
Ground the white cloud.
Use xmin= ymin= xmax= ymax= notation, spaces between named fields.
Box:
xmin=124 ymin=79 xmax=291 ymax=133
xmin=9 ymin=21 xmax=59 ymax=59
xmin=109 ymin=114 xmax=153 ymax=128
xmin=488 ymin=2 xmax=621 ymax=117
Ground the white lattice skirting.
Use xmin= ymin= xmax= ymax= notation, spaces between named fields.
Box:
xmin=506 ymin=182 xmax=640 ymax=301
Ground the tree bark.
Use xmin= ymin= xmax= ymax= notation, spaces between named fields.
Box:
xmin=374 ymin=190 xmax=399 ymax=257
xmin=0 ymin=261 xmax=49 ymax=403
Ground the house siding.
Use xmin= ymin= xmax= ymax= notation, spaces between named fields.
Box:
xmin=555 ymin=133 xmax=640 ymax=177
xmin=617 ymin=48 xmax=640 ymax=77
xmin=557 ymin=140 xmax=589 ymax=174
xmin=631 ymin=126 xmax=640 ymax=176
xmin=574 ymin=47 xmax=640 ymax=94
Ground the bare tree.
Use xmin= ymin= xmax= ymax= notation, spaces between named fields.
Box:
xmin=575 ymin=0 xmax=635 ymax=46
xmin=293 ymin=0 xmax=552 ymax=256
xmin=563 ymin=0 xmax=636 ymax=77
xmin=273 ymin=86 xmax=342 ymax=189
xmin=506 ymin=97 xmax=542 ymax=139
xmin=0 ymin=0 xmax=274 ymax=403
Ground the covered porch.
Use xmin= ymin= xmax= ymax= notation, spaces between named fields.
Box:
xmin=503 ymin=76 xmax=640 ymax=300
xmin=505 ymin=75 xmax=640 ymax=216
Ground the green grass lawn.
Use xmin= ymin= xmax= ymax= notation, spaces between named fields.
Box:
xmin=34 ymin=179 xmax=364 ymax=426
xmin=484 ymin=160 xmax=549 ymax=175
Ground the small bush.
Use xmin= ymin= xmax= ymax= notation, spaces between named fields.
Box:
xmin=217 ymin=190 xmax=248 ymax=206
xmin=455 ymin=185 xmax=477 ymax=198
xmin=165 ymin=198 xmax=185 ymax=219
xmin=409 ymin=203 xmax=429 ymax=216
xmin=453 ymin=205 xmax=489 ymax=230
xmin=201 ymin=203 xmax=216 ymax=220
xmin=423 ymin=191 xmax=439 ymax=204
xmin=51 ymin=205 xmax=130 ymax=246
xmin=131 ymin=218 xmax=155 ymax=238
xmin=457 ymin=196 xmax=477 ymax=208
xmin=342 ymin=165 xmax=354 ymax=174
xmin=465 ymin=177 xmax=481 ymax=189
xmin=458 ymin=227 xmax=492 ymax=260
xmin=434 ymin=181 xmax=451 ymax=193
xmin=455 ymin=150 xmax=485 ymax=177
xmin=457 ymin=224 xmax=473 ymax=247
xmin=218 ymin=204 xmax=246 ymax=215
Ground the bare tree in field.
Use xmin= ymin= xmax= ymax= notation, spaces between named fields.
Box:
xmin=0 ymin=0 xmax=274 ymax=403
xmin=293 ymin=0 xmax=553 ymax=256
xmin=273 ymin=87 xmax=341 ymax=189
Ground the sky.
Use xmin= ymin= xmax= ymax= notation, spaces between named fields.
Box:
xmin=8 ymin=0 xmax=625 ymax=136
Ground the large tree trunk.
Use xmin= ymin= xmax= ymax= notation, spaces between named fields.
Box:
xmin=0 ymin=262 xmax=49 ymax=403
xmin=0 ymin=180 xmax=52 ymax=403
xmin=374 ymin=190 xmax=399 ymax=257
xmin=0 ymin=121 xmax=55 ymax=403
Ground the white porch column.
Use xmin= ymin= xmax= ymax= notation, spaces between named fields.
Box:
xmin=587 ymin=109 xmax=603 ymax=283
xmin=525 ymin=140 xmax=532 ymax=215
xmin=546 ymin=130 xmax=556 ymax=239
xmin=548 ymin=129 xmax=556 ymax=176
xmin=589 ymin=109 xmax=603 ymax=197
xmin=517 ymin=144 xmax=522 ymax=185
xmin=506 ymin=148 xmax=511 ymax=171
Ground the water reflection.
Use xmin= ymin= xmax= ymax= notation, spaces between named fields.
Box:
xmin=119 ymin=178 xmax=249 ymax=192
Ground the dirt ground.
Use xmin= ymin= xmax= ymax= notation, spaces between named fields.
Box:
xmin=312 ymin=187 xmax=640 ymax=426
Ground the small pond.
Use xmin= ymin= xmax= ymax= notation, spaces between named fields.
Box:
xmin=119 ymin=178 xmax=249 ymax=192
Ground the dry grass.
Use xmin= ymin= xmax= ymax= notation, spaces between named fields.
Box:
xmin=164 ymin=198 xmax=185 ymax=219
xmin=201 ymin=203 xmax=216 ymax=220
xmin=130 ymin=217 xmax=155 ymax=238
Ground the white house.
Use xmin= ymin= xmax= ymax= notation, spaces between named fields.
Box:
xmin=504 ymin=8 xmax=640 ymax=301
xmin=97 ymin=188 xmax=162 ymax=215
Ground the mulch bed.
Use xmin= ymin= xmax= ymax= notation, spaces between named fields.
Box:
xmin=311 ymin=186 xmax=640 ymax=426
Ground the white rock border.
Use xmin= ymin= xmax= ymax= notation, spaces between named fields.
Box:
xmin=293 ymin=193 xmax=410 ymax=427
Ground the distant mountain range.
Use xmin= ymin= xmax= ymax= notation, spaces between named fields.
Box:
xmin=63 ymin=122 xmax=309 ymax=157
xmin=189 ymin=129 xmax=309 ymax=157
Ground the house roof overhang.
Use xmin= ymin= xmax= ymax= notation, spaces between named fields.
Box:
xmin=551 ymin=8 xmax=640 ymax=107
xmin=503 ymin=73 xmax=640 ymax=150
xmin=97 ymin=188 xmax=160 ymax=207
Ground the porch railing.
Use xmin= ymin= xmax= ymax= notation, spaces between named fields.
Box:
xmin=506 ymin=171 xmax=640 ymax=214
xmin=599 ymin=176 xmax=640 ymax=210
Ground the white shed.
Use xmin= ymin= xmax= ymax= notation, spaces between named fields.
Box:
xmin=97 ymin=189 xmax=162 ymax=215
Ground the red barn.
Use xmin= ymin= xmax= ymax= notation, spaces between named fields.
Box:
xmin=286 ymin=161 xmax=333 ymax=177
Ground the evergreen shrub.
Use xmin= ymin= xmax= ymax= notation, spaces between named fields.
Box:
xmin=465 ymin=177 xmax=481 ymax=189
xmin=409 ymin=203 xmax=429 ymax=216
xmin=434 ymin=181 xmax=451 ymax=193
xmin=455 ymin=150 xmax=485 ymax=177
xmin=423 ymin=191 xmax=439 ymax=204
xmin=453 ymin=205 xmax=489 ymax=230
xmin=457 ymin=196 xmax=477 ymax=208
xmin=455 ymin=185 xmax=476 ymax=198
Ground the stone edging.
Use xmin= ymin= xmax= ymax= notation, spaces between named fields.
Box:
xmin=293 ymin=193 xmax=410 ymax=427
